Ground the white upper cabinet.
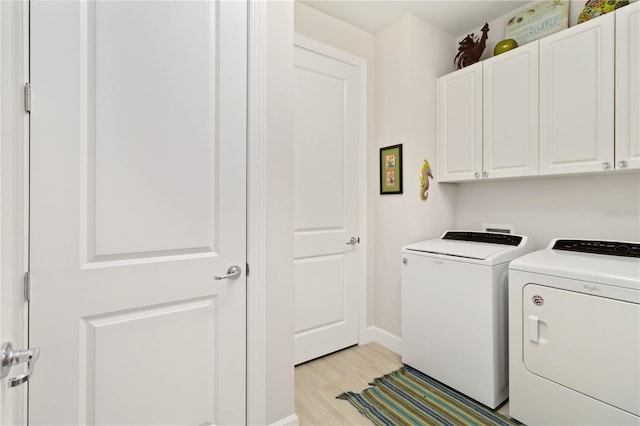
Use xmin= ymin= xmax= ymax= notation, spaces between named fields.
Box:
xmin=539 ymin=12 xmax=615 ymax=175
xmin=616 ymin=2 xmax=640 ymax=171
xmin=437 ymin=62 xmax=482 ymax=182
xmin=483 ymin=42 xmax=539 ymax=179
xmin=438 ymin=5 xmax=636 ymax=182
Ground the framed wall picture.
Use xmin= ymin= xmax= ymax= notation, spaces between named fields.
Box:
xmin=380 ymin=144 xmax=403 ymax=195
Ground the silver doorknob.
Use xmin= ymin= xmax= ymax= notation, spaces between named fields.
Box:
xmin=602 ymin=162 xmax=611 ymax=170
xmin=1 ymin=342 xmax=40 ymax=388
xmin=346 ymin=237 xmax=360 ymax=246
xmin=483 ymin=171 xmax=488 ymax=178
xmin=214 ymin=265 xmax=242 ymax=281
xmin=618 ymin=160 xmax=628 ymax=168
xmin=474 ymin=172 xmax=480 ymax=178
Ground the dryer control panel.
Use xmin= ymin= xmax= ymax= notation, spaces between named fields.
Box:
xmin=552 ymin=239 xmax=640 ymax=258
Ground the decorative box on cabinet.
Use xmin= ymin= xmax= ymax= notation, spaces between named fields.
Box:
xmin=616 ymin=2 xmax=640 ymax=171
xmin=482 ymin=42 xmax=538 ymax=179
xmin=437 ymin=62 xmax=482 ymax=182
xmin=539 ymin=12 xmax=615 ymax=175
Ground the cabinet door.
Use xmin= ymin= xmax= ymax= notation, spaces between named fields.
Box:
xmin=539 ymin=13 xmax=614 ymax=175
xmin=483 ymin=42 xmax=538 ymax=179
xmin=437 ymin=62 xmax=482 ymax=182
xmin=616 ymin=2 xmax=640 ymax=171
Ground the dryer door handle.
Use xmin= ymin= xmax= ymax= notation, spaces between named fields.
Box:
xmin=528 ymin=315 xmax=539 ymax=343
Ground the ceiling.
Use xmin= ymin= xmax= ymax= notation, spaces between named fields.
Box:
xmin=299 ymin=0 xmax=532 ymax=36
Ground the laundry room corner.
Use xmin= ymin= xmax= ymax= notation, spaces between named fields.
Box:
xmin=373 ymin=14 xmax=459 ymax=343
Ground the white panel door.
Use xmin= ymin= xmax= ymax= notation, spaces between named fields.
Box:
xmin=616 ymin=2 xmax=640 ymax=171
xmin=437 ymin=62 xmax=482 ymax=182
xmin=293 ymin=41 xmax=360 ymax=365
xmin=539 ymin=13 xmax=615 ymax=175
xmin=483 ymin=42 xmax=538 ymax=179
xmin=29 ymin=2 xmax=247 ymax=425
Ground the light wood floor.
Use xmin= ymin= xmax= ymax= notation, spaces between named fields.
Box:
xmin=295 ymin=343 xmax=403 ymax=425
xmin=295 ymin=343 xmax=511 ymax=425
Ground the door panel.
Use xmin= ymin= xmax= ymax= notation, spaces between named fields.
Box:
xmin=523 ymin=284 xmax=640 ymax=416
xmin=616 ymin=2 xmax=640 ymax=170
xmin=437 ymin=63 xmax=482 ymax=182
xmin=293 ymin=42 xmax=360 ymax=365
xmin=30 ymin=1 xmax=247 ymax=424
xmin=295 ymin=256 xmax=345 ymax=332
xmin=482 ymin=42 xmax=538 ymax=178
xmin=91 ymin=1 xmax=215 ymax=258
xmin=83 ymin=298 xmax=216 ymax=425
xmin=87 ymin=1 xmax=216 ymax=261
xmin=539 ymin=13 xmax=614 ymax=175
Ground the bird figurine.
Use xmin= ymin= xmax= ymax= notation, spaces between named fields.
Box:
xmin=454 ymin=23 xmax=490 ymax=69
xmin=420 ymin=159 xmax=433 ymax=201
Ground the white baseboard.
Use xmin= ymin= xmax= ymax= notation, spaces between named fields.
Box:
xmin=269 ymin=414 xmax=299 ymax=426
xmin=367 ymin=326 xmax=402 ymax=355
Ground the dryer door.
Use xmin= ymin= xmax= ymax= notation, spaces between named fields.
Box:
xmin=523 ymin=284 xmax=640 ymax=416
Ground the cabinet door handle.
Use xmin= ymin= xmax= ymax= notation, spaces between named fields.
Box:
xmin=482 ymin=171 xmax=488 ymax=178
xmin=618 ymin=160 xmax=628 ymax=168
xmin=602 ymin=162 xmax=611 ymax=170
xmin=474 ymin=172 xmax=480 ymax=178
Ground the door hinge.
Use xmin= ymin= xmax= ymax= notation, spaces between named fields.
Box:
xmin=24 ymin=83 xmax=31 ymax=113
xmin=246 ymin=263 xmax=250 ymax=277
xmin=23 ymin=272 xmax=30 ymax=302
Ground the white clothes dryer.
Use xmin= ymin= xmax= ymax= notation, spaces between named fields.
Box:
xmin=509 ymin=239 xmax=640 ymax=425
xmin=401 ymin=231 xmax=533 ymax=409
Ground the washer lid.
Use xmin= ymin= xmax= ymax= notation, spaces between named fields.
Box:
xmin=510 ymin=239 xmax=640 ymax=290
xmin=404 ymin=239 xmax=521 ymax=262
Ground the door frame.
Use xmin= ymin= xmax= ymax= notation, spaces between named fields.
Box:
xmin=0 ymin=1 xmax=30 ymax=424
xmin=293 ymin=34 xmax=369 ymax=348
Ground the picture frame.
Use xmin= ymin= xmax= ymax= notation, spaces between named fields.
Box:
xmin=379 ymin=144 xmax=403 ymax=195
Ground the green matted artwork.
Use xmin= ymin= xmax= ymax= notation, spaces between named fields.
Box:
xmin=379 ymin=144 xmax=403 ymax=195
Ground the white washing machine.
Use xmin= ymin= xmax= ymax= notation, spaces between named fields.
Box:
xmin=401 ymin=230 xmax=533 ymax=409
xmin=509 ymin=239 xmax=640 ymax=425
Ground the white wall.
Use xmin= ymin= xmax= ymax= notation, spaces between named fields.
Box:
xmin=374 ymin=15 xmax=457 ymax=337
xmin=294 ymin=2 xmax=377 ymax=326
xmin=456 ymin=173 xmax=640 ymax=249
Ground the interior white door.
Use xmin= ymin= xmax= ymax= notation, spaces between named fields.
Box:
xmin=293 ymin=39 xmax=360 ymax=365
xmin=29 ymin=1 xmax=247 ymax=425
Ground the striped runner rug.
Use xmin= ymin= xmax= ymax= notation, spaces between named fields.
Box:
xmin=336 ymin=365 xmax=519 ymax=426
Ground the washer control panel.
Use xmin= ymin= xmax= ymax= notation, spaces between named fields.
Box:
xmin=552 ymin=239 xmax=640 ymax=258
xmin=442 ymin=231 xmax=522 ymax=246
